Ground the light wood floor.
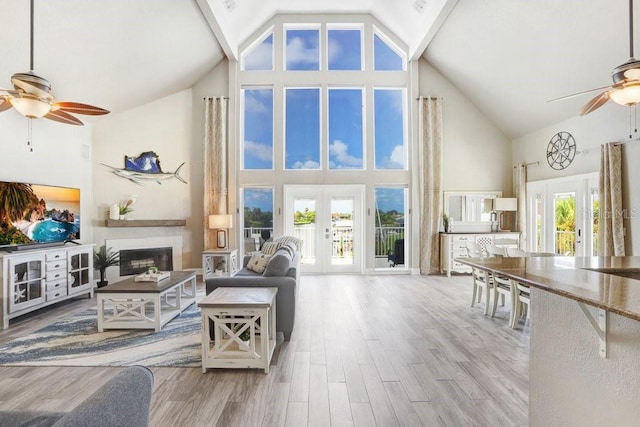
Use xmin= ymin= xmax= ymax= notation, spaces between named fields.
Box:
xmin=0 ymin=274 xmax=529 ymax=426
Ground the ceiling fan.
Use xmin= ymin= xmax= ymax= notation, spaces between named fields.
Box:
xmin=0 ymin=0 xmax=109 ymax=125
xmin=551 ymin=0 xmax=640 ymax=115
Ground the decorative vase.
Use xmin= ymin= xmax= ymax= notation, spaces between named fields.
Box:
xmin=119 ymin=214 xmax=125 ymax=220
xmin=109 ymin=204 xmax=119 ymax=220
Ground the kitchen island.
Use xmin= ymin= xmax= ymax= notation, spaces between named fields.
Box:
xmin=457 ymin=256 xmax=640 ymax=426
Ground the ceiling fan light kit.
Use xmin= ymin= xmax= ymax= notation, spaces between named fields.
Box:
xmin=0 ymin=0 xmax=108 ymax=126
xmin=552 ymin=0 xmax=640 ymax=115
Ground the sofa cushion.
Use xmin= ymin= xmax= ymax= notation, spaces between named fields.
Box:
xmin=247 ymin=252 xmax=271 ymax=273
xmin=275 ymin=242 xmax=296 ymax=258
xmin=261 ymin=241 xmax=281 ymax=255
xmin=263 ymin=252 xmax=292 ymax=277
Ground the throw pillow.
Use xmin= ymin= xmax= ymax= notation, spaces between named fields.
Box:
xmin=261 ymin=241 xmax=281 ymax=255
xmin=247 ymin=252 xmax=272 ymax=274
xmin=274 ymin=242 xmax=296 ymax=258
xmin=263 ymin=252 xmax=292 ymax=277
xmin=274 ymin=235 xmax=303 ymax=252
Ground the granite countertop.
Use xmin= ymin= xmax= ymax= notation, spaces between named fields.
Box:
xmin=456 ymin=256 xmax=640 ymax=321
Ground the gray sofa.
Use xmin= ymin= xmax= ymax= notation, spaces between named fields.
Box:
xmin=206 ymin=248 xmax=300 ymax=341
xmin=0 ymin=365 xmax=153 ymax=427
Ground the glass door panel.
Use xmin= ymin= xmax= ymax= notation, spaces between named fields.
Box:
xmin=331 ymin=198 xmax=354 ymax=266
xmin=285 ymin=185 xmax=363 ymax=273
xmin=294 ymin=197 xmax=317 ymax=266
xmin=554 ymin=192 xmax=576 ymax=255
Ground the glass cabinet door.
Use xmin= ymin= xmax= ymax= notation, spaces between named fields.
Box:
xmin=68 ymin=249 xmax=92 ymax=293
xmin=9 ymin=256 xmax=45 ymax=313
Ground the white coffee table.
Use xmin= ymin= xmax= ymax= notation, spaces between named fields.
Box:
xmin=96 ymin=271 xmax=197 ymax=332
xmin=199 ymin=287 xmax=277 ymax=373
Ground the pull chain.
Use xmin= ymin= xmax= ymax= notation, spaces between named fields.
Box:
xmin=27 ymin=118 xmax=33 ymax=152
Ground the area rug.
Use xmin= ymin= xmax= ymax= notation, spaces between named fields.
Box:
xmin=0 ymin=304 xmax=202 ymax=367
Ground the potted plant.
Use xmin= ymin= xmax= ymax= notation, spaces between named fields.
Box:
xmin=94 ymin=245 xmax=119 ymax=287
xmin=118 ymin=198 xmax=134 ymax=219
xmin=442 ymin=213 xmax=449 ymax=232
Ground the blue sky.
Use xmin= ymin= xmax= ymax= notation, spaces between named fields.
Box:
xmin=242 ymin=28 xmax=405 ymax=171
xmin=375 ymin=187 xmax=405 ymax=213
xmin=244 ymin=188 xmax=273 ymax=212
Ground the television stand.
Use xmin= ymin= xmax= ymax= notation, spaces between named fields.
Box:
xmin=3 ymin=241 xmax=66 ymax=252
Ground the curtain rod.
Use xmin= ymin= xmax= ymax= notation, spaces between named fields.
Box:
xmin=203 ymin=96 xmax=229 ymax=100
xmin=512 ymin=161 xmax=539 ymax=169
xmin=416 ymin=96 xmax=442 ymax=100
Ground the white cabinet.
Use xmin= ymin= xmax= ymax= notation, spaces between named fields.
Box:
xmin=1 ymin=244 xmax=94 ymax=329
xmin=440 ymin=232 xmax=519 ymax=276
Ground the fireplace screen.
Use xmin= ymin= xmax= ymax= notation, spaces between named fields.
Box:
xmin=119 ymin=247 xmax=173 ymax=276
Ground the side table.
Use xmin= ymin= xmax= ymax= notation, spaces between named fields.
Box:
xmin=202 ymin=249 xmax=238 ymax=279
xmin=198 ymin=287 xmax=277 ymax=373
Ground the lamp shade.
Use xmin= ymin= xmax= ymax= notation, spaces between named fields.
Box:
xmin=208 ymin=214 xmax=233 ymax=229
xmin=609 ymin=83 xmax=640 ymax=106
xmin=10 ymin=96 xmax=52 ymax=118
xmin=494 ymin=198 xmax=517 ymax=211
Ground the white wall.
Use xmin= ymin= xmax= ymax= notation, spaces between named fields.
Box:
xmin=418 ymin=59 xmax=513 ymax=195
xmin=513 ymin=106 xmax=640 ymax=254
xmin=92 ymin=89 xmax=195 ymax=266
xmin=0 ymin=110 xmax=93 ymax=243
xmin=530 ymin=287 xmax=640 ymax=426
xmin=91 ymin=59 xmax=229 ymax=269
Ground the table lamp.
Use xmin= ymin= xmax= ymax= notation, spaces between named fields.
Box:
xmin=493 ymin=198 xmax=517 ymax=231
xmin=209 ymin=214 xmax=233 ymax=249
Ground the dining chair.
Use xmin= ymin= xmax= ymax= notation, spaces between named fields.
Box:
xmin=506 ymin=247 xmax=527 ymax=257
xmin=466 ymin=242 xmax=493 ymax=315
xmin=491 ymin=274 xmax=515 ymax=323
xmin=511 ymin=282 xmax=531 ymax=328
xmin=486 ymin=245 xmax=505 ymax=257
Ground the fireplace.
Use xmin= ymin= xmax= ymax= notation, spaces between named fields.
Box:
xmin=119 ymin=247 xmax=173 ymax=276
xmin=105 ymin=236 xmax=182 ymax=282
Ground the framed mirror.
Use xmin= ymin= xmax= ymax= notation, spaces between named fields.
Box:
xmin=444 ymin=191 xmax=502 ymax=226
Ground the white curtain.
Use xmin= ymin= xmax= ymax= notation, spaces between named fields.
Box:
xmin=419 ymin=97 xmax=443 ymax=275
xmin=204 ymin=97 xmax=229 ymax=250
xmin=598 ymin=142 xmax=625 ymax=256
xmin=514 ymin=163 xmax=527 ymax=250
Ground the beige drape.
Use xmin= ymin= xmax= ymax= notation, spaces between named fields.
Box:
xmin=514 ymin=163 xmax=527 ymax=250
xmin=598 ymin=142 xmax=625 ymax=256
xmin=204 ymin=97 xmax=229 ymax=249
xmin=419 ymin=97 xmax=443 ymax=275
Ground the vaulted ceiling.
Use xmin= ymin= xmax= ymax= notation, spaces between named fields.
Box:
xmin=0 ymin=0 xmax=632 ymax=140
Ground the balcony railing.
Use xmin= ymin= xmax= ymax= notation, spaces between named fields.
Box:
xmin=556 ymin=230 xmax=575 ymax=255
xmin=243 ymin=225 xmax=405 ymax=258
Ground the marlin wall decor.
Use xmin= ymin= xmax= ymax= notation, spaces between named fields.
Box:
xmin=101 ymin=151 xmax=187 ymax=185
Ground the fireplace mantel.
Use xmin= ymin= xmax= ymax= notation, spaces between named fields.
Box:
xmin=105 ymin=219 xmax=186 ymax=227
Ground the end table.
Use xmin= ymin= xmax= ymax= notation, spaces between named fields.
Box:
xmin=202 ymin=249 xmax=239 ymax=279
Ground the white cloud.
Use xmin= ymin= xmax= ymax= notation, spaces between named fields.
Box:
xmin=389 ymin=145 xmax=404 ymax=167
xmin=244 ymin=140 xmax=272 ymax=162
xmin=244 ymin=91 xmax=270 ymax=113
xmin=327 ymin=38 xmax=342 ymax=64
xmin=286 ymin=37 xmax=319 ymax=66
xmin=291 ymin=160 xmax=320 ymax=169
xmin=329 ymin=140 xmax=362 ymax=168
xmin=243 ymin=39 xmax=273 ymax=70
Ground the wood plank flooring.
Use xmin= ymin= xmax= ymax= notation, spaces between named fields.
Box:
xmin=0 ymin=273 xmax=530 ymax=426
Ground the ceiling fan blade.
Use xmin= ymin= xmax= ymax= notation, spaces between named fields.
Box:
xmin=44 ymin=109 xmax=84 ymax=126
xmin=548 ymin=84 xmax=615 ymax=103
xmin=53 ymin=101 xmax=109 ymax=116
xmin=0 ymin=97 xmax=12 ymax=113
xmin=579 ymin=92 xmax=611 ymax=115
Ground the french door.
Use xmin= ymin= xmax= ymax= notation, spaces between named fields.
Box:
xmin=284 ymin=185 xmax=364 ymax=273
xmin=528 ymin=173 xmax=598 ymax=256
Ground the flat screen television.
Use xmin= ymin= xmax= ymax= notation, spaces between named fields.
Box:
xmin=0 ymin=181 xmax=80 ymax=250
